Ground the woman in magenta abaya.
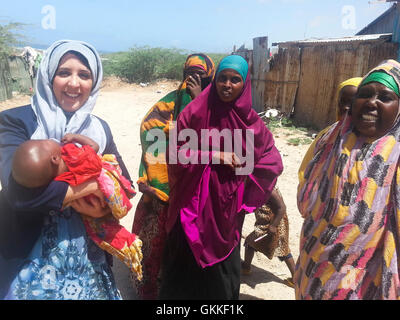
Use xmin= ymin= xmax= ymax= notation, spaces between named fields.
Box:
xmin=159 ymin=55 xmax=283 ymax=299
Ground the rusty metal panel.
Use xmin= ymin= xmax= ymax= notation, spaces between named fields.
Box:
xmin=357 ymin=4 xmax=398 ymax=35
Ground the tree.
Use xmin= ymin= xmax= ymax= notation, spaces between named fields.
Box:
xmin=0 ymin=22 xmax=26 ymax=55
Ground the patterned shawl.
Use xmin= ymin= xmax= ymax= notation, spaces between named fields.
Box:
xmin=137 ymin=54 xmax=215 ymax=202
xmin=295 ymin=59 xmax=400 ymax=300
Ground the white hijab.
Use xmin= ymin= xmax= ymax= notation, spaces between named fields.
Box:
xmin=30 ymin=40 xmax=107 ymax=153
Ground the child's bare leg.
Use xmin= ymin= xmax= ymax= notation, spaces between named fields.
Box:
xmin=242 ymin=242 xmax=255 ymax=274
xmin=284 ymin=257 xmax=295 ymax=279
xmin=278 ymin=253 xmax=295 ymax=278
xmin=278 ymin=253 xmax=295 ymax=287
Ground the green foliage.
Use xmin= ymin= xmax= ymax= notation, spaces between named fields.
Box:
xmin=102 ymin=46 xmax=185 ymax=83
xmin=266 ymin=117 xmax=315 ymax=146
xmin=287 ymin=137 xmax=313 ymax=146
xmin=102 ymin=47 xmax=228 ymax=84
xmin=267 ymin=117 xmax=316 ymax=133
xmin=0 ymin=22 xmax=27 ymax=55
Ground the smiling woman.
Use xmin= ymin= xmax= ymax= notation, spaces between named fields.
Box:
xmin=0 ymin=40 xmax=133 ymax=300
xmin=52 ymin=52 xmax=94 ymax=113
xmin=295 ymin=59 xmax=400 ymax=300
xmin=352 ymin=72 xmax=400 ymax=139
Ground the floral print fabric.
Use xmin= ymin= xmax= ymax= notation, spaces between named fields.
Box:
xmin=4 ymin=209 xmax=121 ymax=300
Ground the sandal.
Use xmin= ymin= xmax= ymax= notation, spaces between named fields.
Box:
xmin=284 ymin=277 xmax=294 ymax=288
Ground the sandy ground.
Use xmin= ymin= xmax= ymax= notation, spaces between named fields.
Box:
xmin=0 ymin=77 xmax=312 ymax=300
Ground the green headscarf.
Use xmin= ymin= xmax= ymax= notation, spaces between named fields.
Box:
xmin=360 ymin=71 xmax=400 ymax=97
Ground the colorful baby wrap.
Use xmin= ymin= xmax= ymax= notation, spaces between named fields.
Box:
xmin=55 ymin=143 xmax=143 ymax=280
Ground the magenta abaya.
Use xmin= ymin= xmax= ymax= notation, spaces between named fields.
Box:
xmin=166 ymin=70 xmax=283 ymax=269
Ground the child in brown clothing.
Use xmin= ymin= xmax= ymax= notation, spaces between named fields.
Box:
xmin=242 ymin=188 xmax=295 ymax=288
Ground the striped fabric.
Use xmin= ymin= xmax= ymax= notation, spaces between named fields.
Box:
xmin=295 ymin=60 xmax=400 ymax=300
xmin=137 ymin=54 xmax=215 ymax=202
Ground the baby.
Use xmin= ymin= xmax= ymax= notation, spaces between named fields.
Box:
xmin=11 ymin=134 xmax=143 ymax=280
xmin=12 ymin=134 xmax=98 ymax=189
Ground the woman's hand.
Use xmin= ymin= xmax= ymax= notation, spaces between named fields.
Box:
xmin=186 ymin=73 xmax=202 ymax=100
xmin=212 ymin=151 xmax=243 ymax=170
xmin=70 ymin=194 xmax=111 ymax=218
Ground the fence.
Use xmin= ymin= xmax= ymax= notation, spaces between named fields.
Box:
xmin=238 ymin=34 xmax=398 ymax=130
xmin=0 ymin=54 xmax=12 ymax=102
xmin=0 ymin=55 xmax=33 ymax=102
xmin=293 ymin=40 xmax=397 ymax=129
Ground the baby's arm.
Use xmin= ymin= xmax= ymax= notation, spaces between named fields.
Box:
xmin=61 ymin=133 xmax=100 ymax=153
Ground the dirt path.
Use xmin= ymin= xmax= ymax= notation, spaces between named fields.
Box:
xmin=0 ymin=78 xmax=312 ymax=300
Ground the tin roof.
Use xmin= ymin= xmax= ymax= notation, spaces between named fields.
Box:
xmin=356 ymin=2 xmax=398 ymax=35
xmin=272 ymin=33 xmax=392 ymax=47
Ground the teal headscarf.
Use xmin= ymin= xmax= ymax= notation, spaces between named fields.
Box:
xmin=361 ymin=71 xmax=400 ymax=97
xmin=216 ymin=55 xmax=248 ymax=81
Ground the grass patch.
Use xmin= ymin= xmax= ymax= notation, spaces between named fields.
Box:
xmin=266 ymin=117 xmax=316 ymax=146
xmin=287 ymin=137 xmax=313 ymax=146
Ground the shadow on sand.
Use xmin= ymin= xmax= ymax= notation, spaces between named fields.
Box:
xmin=240 ymin=259 xmax=287 ymax=289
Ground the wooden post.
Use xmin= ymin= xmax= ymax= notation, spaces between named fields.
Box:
xmin=393 ymin=3 xmax=400 ymax=61
xmin=252 ymin=36 xmax=269 ymax=113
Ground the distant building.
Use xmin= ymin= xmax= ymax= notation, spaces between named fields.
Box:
xmin=356 ymin=1 xmax=400 ymax=59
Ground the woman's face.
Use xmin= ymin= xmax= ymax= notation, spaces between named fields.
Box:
xmin=338 ymin=85 xmax=357 ymax=120
xmin=352 ymin=82 xmax=400 ymax=139
xmin=215 ymin=69 xmax=244 ymax=103
xmin=52 ymin=53 xmax=93 ymax=112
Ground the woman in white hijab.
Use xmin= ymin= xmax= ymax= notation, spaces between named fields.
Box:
xmin=0 ymin=40 xmax=132 ymax=300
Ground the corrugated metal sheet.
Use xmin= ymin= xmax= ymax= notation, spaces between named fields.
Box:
xmin=273 ymin=33 xmax=392 ymax=47
xmin=357 ymin=4 xmax=398 ymax=35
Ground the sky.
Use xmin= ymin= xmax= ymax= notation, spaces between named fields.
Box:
xmin=0 ymin=0 xmax=394 ymax=53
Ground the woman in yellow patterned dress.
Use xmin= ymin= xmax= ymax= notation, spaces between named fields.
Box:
xmin=295 ymin=60 xmax=400 ymax=299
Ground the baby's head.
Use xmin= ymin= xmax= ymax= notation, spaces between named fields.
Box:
xmin=12 ymin=139 xmax=67 ymax=188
